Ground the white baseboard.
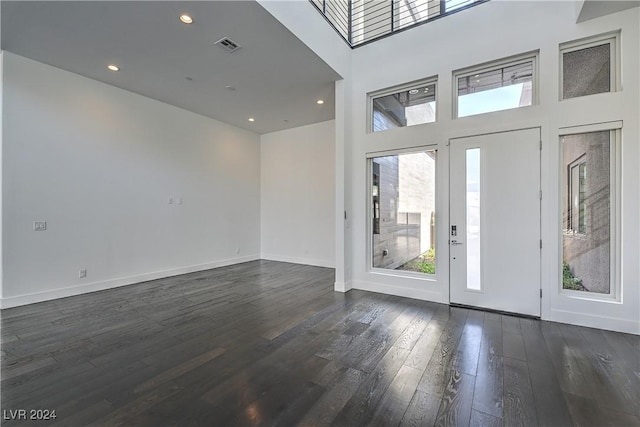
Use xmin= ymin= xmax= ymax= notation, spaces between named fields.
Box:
xmin=352 ymin=280 xmax=447 ymax=304
xmin=548 ymin=308 xmax=640 ymax=335
xmin=334 ymin=280 xmax=352 ymax=292
xmin=261 ymin=254 xmax=335 ymax=269
xmin=0 ymin=254 xmax=259 ymax=309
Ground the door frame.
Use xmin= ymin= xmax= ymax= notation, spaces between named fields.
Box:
xmin=448 ymin=126 xmax=542 ymax=317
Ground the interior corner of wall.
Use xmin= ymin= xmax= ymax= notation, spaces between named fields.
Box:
xmin=575 ymin=0 xmax=587 ymax=23
xmin=334 ymin=280 xmax=352 ymax=293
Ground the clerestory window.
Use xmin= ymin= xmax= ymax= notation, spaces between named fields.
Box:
xmin=453 ymin=53 xmax=537 ymax=118
xmin=311 ymin=0 xmax=487 ymax=47
xmin=370 ymin=78 xmax=437 ymax=132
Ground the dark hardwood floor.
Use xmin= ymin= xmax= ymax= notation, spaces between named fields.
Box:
xmin=1 ymin=260 xmax=639 ymax=426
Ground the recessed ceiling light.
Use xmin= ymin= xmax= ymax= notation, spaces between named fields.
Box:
xmin=248 ymin=117 xmax=255 ymax=122
xmin=474 ymin=74 xmax=480 ymax=78
xmin=179 ymin=14 xmax=193 ymax=24
xmin=107 ymin=64 xmax=120 ymax=71
xmin=409 ymin=89 xmax=419 ymax=95
xmin=316 ymin=99 xmax=324 ymax=105
xmin=225 ymin=85 xmax=236 ymax=91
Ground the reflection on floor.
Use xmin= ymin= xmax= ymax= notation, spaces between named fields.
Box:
xmin=1 ymin=260 xmax=639 ymax=426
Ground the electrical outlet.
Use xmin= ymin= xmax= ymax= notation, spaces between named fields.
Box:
xmin=33 ymin=221 xmax=47 ymax=231
xmin=79 ymin=269 xmax=87 ymax=278
xmin=168 ymin=197 xmax=174 ymax=204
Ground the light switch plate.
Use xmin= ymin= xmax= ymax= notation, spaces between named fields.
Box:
xmin=33 ymin=221 xmax=47 ymax=231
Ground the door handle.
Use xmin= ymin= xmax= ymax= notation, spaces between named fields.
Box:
xmin=451 ymin=240 xmax=464 ymax=246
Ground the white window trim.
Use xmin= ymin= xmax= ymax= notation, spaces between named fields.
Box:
xmin=367 ymin=76 xmax=438 ymax=134
xmin=452 ymin=51 xmax=539 ymax=119
xmin=559 ymin=31 xmax=620 ymax=101
xmin=559 ymin=124 xmax=622 ymax=303
xmin=366 ymin=146 xmax=439 ymax=279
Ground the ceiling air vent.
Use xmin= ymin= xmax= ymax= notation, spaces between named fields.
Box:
xmin=215 ymin=37 xmax=242 ymax=53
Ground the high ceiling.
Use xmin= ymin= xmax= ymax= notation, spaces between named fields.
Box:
xmin=1 ymin=1 xmax=341 ymax=134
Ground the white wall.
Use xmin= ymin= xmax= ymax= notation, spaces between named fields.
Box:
xmin=0 ymin=51 xmax=4 ymax=301
xmin=261 ymin=120 xmax=335 ymax=268
xmin=1 ymin=52 xmax=261 ymax=308
xmin=334 ymin=79 xmax=353 ymax=291
xmin=258 ymin=0 xmax=353 ymax=290
xmin=342 ymin=2 xmax=639 ymax=333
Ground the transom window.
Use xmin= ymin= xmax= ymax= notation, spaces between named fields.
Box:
xmin=560 ymin=33 xmax=619 ymax=100
xmin=453 ymin=53 xmax=537 ymax=118
xmin=370 ymin=78 xmax=437 ymax=132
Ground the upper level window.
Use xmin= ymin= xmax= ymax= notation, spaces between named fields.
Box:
xmin=454 ymin=53 xmax=537 ymax=118
xmin=560 ymin=33 xmax=619 ymax=100
xmin=370 ymin=78 xmax=437 ymax=132
xmin=311 ymin=0 xmax=350 ymax=42
xmin=311 ymin=0 xmax=487 ymax=47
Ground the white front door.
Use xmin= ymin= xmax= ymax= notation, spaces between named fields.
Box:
xmin=449 ymin=128 xmax=541 ymax=317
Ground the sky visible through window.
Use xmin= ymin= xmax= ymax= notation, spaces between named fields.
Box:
xmin=458 ymin=83 xmax=527 ymax=118
xmin=446 ymin=0 xmax=471 ymax=12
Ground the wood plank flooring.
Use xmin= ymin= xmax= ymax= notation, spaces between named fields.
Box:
xmin=1 ymin=260 xmax=639 ymax=426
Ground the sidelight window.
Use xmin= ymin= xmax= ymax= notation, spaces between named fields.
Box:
xmin=561 ymin=129 xmax=619 ymax=296
xmin=370 ymin=149 xmax=437 ymax=275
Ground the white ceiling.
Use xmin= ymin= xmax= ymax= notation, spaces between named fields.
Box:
xmin=1 ymin=1 xmax=342 ymax=134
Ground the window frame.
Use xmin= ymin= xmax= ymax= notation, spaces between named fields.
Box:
xmin=558 ymin=123 xmax=622 ymax=302
xmin=366 ymin=146 xmax=439 ymax=278
xmin=559 ymin=32 xmax=620 ymax=101
xmin=367 ymin=76 xmax=438 ymax=134
xmin=452 ymin=51 xmax=539 ymax=119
